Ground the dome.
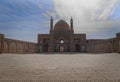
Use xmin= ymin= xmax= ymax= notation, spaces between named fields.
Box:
xmin=54 ymin=20 xmax=69 ymax=31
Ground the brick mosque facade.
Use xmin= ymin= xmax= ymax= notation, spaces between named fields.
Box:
xmin=0 ymin=17 xmax=120 ymax=54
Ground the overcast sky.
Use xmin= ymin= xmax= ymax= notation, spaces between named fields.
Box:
xmin=0 ymin=0 xmax=120 ymax=42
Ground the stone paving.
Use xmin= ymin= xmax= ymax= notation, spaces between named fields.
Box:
xmin=0 ymin=53 xmax=120 ymax=81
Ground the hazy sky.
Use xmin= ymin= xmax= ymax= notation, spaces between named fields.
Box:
xmin=0 ymin=0 xmax=120 ymax=42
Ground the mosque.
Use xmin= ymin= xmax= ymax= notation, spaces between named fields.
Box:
xmin=38 ymin=17 xmax=120 ymax=53
xmin=0 ymin=17 xmax=120 ymax=54
xmin=38 ymin=17 xmax=86 ymax=52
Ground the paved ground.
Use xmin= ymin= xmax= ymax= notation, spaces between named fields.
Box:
xmin=0 ymin=53 xmax=120 ymax=81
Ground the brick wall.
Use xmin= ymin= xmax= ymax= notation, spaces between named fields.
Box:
xmin=86 ymin=33 xmax=120 ymax=53
xmin=0 ymin=34 xmax=38 ymax=54
xmin=87 ymin=39 xmax=114 ymax=53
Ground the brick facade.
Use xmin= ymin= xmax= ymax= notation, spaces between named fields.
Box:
xmin=38 ymin=18 xmax=120 ymax=53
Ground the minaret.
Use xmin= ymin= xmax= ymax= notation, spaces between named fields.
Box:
xmin=70 ymin=17 xmax=75 ymax=52
xmin=70 ymin=17 xmax=73 ymax=29
xmin=50 ymin=17 xmax=54 ymax=52
xmin=70 ymin=17 xmax=74 ymax=33
xmin=50 ymin=17 xmax=53 ymax=31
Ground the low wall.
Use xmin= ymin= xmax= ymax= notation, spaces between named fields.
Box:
xmin=86 ymin=33 xmax=120 ymax=53
xmin=0 ymin=34 xmax=38 ymax=54
xmin=87 ymin=39 xmax=114 ymax=53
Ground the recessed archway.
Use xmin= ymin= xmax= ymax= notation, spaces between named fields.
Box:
xmin=59 ymin=45 xmax=64 ymax=52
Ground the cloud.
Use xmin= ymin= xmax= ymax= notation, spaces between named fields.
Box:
xmin=98 ymin=0 xmax=119 ymax=20
xmin=0 ymin=0 xmax=120 ymax=42
xmin=52 ymin=0 xmax=119 ymax=20
xmin=50 ymin=0 xmax=120 ymax=38
xmin=38 ymin=4 xmax=43 ymax=9
xmin=0 ymin=20 xmax=50 ymax=42
xmin=0 ymin=0 xmax=54 ymax=42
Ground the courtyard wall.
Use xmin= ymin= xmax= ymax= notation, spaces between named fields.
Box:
xmin=0 ymin=33 xmax=120 ymax=54
xmin=87 ymin=33 xmax=120 ymax=53
xmin=87 ymin=39 xmax=114 ymax=53
xmin=0 ymin=34 xmax=38 ymax=54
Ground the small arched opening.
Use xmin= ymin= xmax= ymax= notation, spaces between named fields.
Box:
xmin=60 ymin=39 xmax=64 ymax=44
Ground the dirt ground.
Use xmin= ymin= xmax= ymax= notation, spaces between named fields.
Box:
xmin=0 ymin=53 xmax=120 ymax=81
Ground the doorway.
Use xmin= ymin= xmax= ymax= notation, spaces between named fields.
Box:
xmin=44 ymin=44 xmax=49 ymax=52
xmin=59 ymin=45 xmax=64 ymax=52
xmin=75 ymin=44 xmax=80 ymax=52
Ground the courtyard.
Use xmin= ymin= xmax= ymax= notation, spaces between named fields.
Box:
xmin=0 ymin=53 xmax=120 ymax=81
